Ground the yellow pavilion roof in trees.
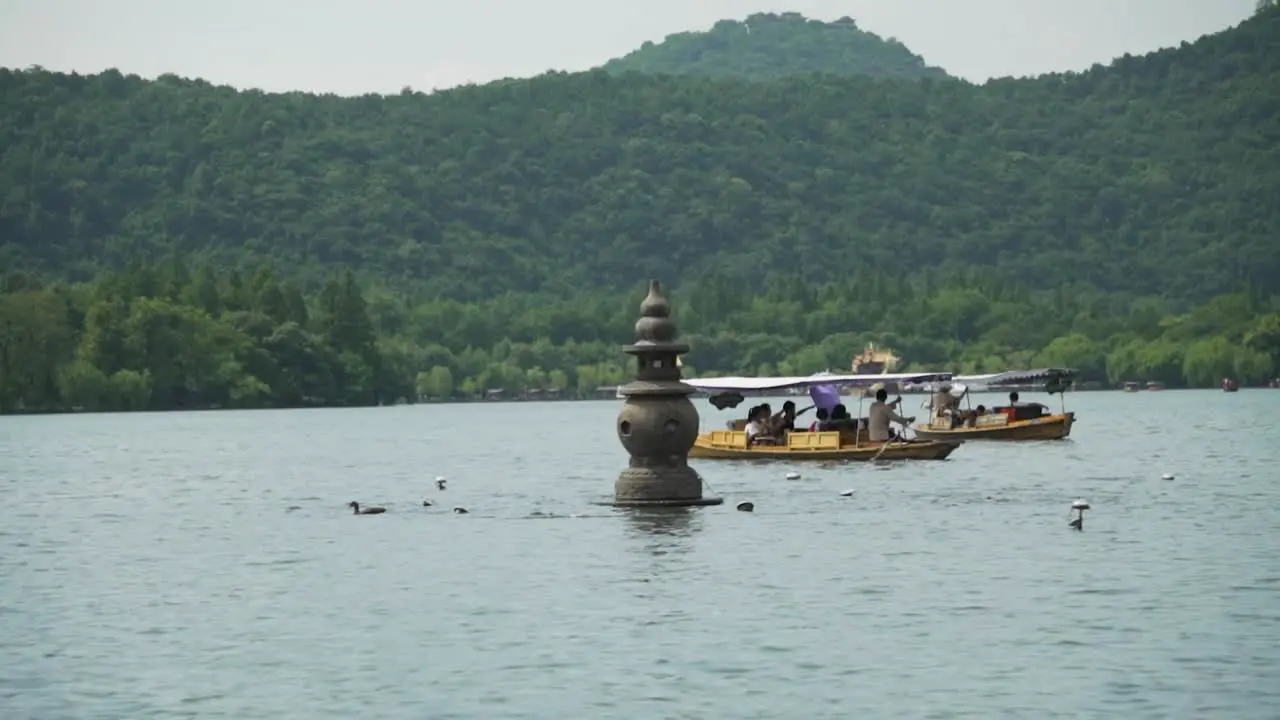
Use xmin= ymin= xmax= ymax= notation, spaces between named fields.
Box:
xmin=851 ymin=343 xmax=900 ymax=372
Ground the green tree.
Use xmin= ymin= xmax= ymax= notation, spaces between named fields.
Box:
xmin=1244 ymin=314 xmax=1280 ymax=369
xmin=1233 ymin=346 xmax=1273 ymax=384
xmin=424 ymin=365 xmax=454 ymax=399
xmin=110 ymin=369 xmax=153 ymax=411
xmin=575 ymin=364 xmax=601 ymax=397
xmin=548 ymin=368 xmax=569 ymax=392
xmin=318 ymin=271 xmax=382 ymax=404
xmin=0 ymin=290 xmax=76 ymax=411
xmin=1182 ymin=337 xmax=1237 ymax=387
xmin=57 ymin=360 xmax=111 ymax=411
xmin=1034 ymin=334 xmax=1105 ymax=381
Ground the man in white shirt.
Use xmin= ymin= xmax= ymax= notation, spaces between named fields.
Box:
xmin=868 ymin=388 xmax=914 ymax=442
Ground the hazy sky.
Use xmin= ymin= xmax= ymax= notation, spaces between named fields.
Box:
xmin=0 ymin=0 xmax=1258 ymax=95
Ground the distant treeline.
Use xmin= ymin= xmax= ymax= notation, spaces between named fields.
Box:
xmin=1 ymin=263 xmax=1276 ymax=414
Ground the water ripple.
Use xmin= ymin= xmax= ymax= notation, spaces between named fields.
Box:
xmin=0 ymin=392 xmax=1278 ymax=718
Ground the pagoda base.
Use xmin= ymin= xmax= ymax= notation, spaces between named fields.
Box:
xmin=611 ymin=465 xmax=718 ymax=506
xmin=595 ymin=496 xmax=725 ymax=508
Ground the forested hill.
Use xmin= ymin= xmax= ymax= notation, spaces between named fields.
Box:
xmin=2 ymin=7 xmax=1280 ymax=413
xmin=598 ymin=12 xmax=949 ymax=81
xmin=0 ymin=6 xmax=1278 ymax=303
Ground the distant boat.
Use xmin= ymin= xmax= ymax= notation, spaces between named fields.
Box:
xmin=684 ymin=372 xmax=962 ymax=461
xmin=1122 ymin=381 xmax=1141 ymax=392
xmin=1222 ymin=377 xmax=1239 ymax=392
xmin=1147 ymin=381 xmax=1166 ymax=391
xmin=916 ymin=368 xmax=1077 ymax=441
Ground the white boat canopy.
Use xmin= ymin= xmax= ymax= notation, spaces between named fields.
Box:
xmin=953 ymin=368 xmax=1076 ymax=386
xmin=685 ymin=372 xmax=953 ymax=393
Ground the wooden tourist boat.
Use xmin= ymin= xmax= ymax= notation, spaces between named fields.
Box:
xmin=912 ymin=368 xmax=1077 ymax=442
xmin=685 ymin=372 xmax=963 ymax=462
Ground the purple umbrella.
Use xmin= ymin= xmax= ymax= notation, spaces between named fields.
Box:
xmin=809 ymin=384 xmax=841 ymax=411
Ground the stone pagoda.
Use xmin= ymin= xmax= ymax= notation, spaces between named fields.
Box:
xmin=613 ymin=280 xmax=722 ymax=507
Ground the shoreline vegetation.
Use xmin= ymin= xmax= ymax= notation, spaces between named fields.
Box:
xmin=0 ymin=381 xmax=1254 ymax=419
xmin=0 ymin=384 xmax=1261 ymax=420
xmin=1 ymin=262 xmax=1276 ymax=416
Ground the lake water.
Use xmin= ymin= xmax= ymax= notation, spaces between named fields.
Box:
xmin=1 ymin=390 xmax=1278 ymax=719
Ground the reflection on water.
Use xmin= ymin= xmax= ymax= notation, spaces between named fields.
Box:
xmin=1 ymin=392 xmax=1279 ymax=718
xmin=619 ymin=506 xmax=704 ymax=539
xmin=619 ymin=506 xmax=705 ymax=561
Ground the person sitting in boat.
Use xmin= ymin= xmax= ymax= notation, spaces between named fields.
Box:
xmin=822 ymin=404 xmax=859 ymax=431
xmin=809 ymin=407 xmax=829 ymax=432
xmin=1004 ymin=391 xmax=1047 ymax=420
xmin=869 ymin=388 xmax=914 ymax=442
xmin=1008 ymin=391 xmax=1048 ymax=407
xmin=771 ymin=400 xmax=813 ymax=434
xmin=758 ymin=402 xmax=774 ymax=428
xmin=759 ymin=402 xmax=790 ymax=438
xmin=744 ymin=406 xmax=778 ymax=446
xmin=762 ymin=401 xmax=782 ymax=433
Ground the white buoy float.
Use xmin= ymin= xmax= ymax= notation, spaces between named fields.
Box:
xmin=785 ymin=472 xmax=801 ymax=480
xmin=1161 ymin=473 xmax=1174 ymax=480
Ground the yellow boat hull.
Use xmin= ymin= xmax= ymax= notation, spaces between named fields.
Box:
xmin=689 ymin=429 xmax=960 ymax=461
xmin=913 ymin=412 xmax=1075 ymax=441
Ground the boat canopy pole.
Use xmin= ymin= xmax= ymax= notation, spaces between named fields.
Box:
xmin=902 ymin=394 xmax=913 ymax=442
xmin=855 ymin=394 xmax=863 ymax=449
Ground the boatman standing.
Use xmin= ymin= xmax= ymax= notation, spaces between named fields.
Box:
xmin=869 ymin=388 xmax=914 ymax=441
xmin=932 ymin=382 xmax=966 ymax=428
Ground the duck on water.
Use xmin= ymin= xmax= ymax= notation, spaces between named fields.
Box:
xmin=348 ymin=501 xmax=386 ymax=515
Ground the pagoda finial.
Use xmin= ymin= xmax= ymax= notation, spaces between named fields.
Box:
xmin=634 ymin=279 xmax=677 ymax=344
